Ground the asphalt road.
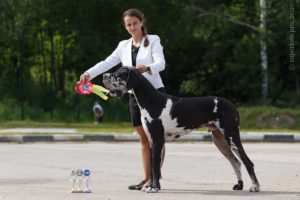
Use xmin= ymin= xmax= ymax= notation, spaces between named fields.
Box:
xmin=0 ymin=142 xmax=299 ymax=200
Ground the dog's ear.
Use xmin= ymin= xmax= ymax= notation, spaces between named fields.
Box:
xmin=126 ymin=66 xmax=139 ymax=73
xmin=125 ymin=67 xmax=140 ymax=90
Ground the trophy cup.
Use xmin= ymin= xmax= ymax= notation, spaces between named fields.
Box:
xmin=76 ymin=169 xmax=84 ymax=192
xmin=83 ymin=169 xmax=91 ymax=193
xmin=69 ymin=170 xmax=76 ymax=193
xmin=69 ymin=169 xmax=91 ymax=193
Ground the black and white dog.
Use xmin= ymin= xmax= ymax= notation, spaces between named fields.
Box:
xmin=103 ymin=67 xmax=260 ymax=193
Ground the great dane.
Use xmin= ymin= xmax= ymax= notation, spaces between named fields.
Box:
xmin=103 ymin=67 xmax=260 ymax=193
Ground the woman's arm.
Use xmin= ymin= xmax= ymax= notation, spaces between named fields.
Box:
xmin=81 ymin=41 xmax=125 ymax=83
xmin=147 ymin=36 xmax=165 ymax=75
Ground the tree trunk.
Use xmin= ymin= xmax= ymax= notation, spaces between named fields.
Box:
xmin=49 ymin=30 xmax=56 ymax=91
xmin=48 ymin=31 xmax=55 ymax=119
xmin=260 ymin=0 xmax=268 ymax=98
xmin=39 ymin=21 xmax=47 ymax=84
xmin=58 ymin=30 xmax=66 ymax=95
xmin=296 ymin=73 xmax=299 ymax=96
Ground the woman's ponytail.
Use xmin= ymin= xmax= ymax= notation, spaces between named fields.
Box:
xmin=142 ymin=26 xmax=149 ymax=47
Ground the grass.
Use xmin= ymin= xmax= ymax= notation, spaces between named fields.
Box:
xmin=77 ymin=122 xmax=135 ymax=133
xmin=0 ymin=121 xmax=135 ymax=133
xmin=0 ymin=106 xmax=299 ymax=135
xmin=0 ymin=121 xmax=299 ymax=136
xmin=242 ymin=129 xmax=300 ymax=133
xmin=238 ymin=106 xmax=300 ymax=129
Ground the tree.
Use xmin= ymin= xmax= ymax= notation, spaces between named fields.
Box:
xmin=193 ymin=0 xmax=269 ymax=98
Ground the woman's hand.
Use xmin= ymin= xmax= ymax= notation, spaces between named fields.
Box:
xmin=136 ymin=65 xmax=147 ymax=73
xmin=80 ymin=72 xmax=90 ymax=84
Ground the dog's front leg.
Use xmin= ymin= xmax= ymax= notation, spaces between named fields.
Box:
xmin=146 ymin=139 xmax=164 ymax=193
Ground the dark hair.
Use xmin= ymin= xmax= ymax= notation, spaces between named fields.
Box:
xmin=123 ymin=8 xmax=149 ymax=47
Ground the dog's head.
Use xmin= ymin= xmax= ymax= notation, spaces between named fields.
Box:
xmin=103 ymin=67 xmax=140 ymax=98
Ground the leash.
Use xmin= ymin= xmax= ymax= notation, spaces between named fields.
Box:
xmin=75 ymin=81 xmax=109 ymax=100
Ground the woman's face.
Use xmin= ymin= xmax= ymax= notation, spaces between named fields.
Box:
xmin=124 ymin=16 xmax=143 ymax=37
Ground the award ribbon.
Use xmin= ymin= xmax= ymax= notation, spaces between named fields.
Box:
xmin=75 ymin=81 xmax=109 ymax=100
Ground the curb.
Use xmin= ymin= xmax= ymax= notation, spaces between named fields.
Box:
xmin=0 ymin=134 xmax=299 ymax=142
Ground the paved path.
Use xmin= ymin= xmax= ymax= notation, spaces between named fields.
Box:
xmin=0 ymin=142 xmax=299 ymax=200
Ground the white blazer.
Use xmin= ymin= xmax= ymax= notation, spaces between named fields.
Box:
xmin=86 ymin=34 xmax=165 ymax=89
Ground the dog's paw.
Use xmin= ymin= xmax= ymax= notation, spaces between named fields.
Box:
xmin=145 ymin=187 xmax=159 ymax=193
xmin=141 ymin=180 xmax=151 ymax=192
xmin=141 ymin=186 xmax=145 ymax=192
xmin=142 ymin=185 xmax=149 ymax=192
xmin=249 ymin=184 xmax=260 ymax=192
xmin=232 ymin=180 xmax=243 ymax=190
xmin=145 ymin=187 xmax=152 ymax=193
xmin=151 ymin=188 xmax=159 ymax=193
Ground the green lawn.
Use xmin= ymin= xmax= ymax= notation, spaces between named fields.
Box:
xmin=0 ymin=121 xmax=135 ymax=133
xmin=0 ymin=121 xmax=299 ymax=135
xmin=1 ymin=106 xmax=300 ymax=134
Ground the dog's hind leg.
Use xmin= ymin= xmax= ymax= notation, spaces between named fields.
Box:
xmin=228 ymin=135 xmax=260 ymax=192
xmin=212 ymin=129 xmax=243 ymax=190
xmin=221 ymin=114 xmax=260 ymax=193
xmin=219 ymin=109 xmax=260 ymax=192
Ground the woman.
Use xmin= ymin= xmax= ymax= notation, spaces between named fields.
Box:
xmin=80 ymin=8 xmax=166 ymax=190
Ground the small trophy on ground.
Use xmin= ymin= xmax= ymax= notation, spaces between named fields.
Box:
xmin=76 ymin=169 xmax=84 ymax=192
xmin=69 ymin=170 xmax=76 ymax=193
xmin=83 ymin=169 xmax=91 ymax=193
xmin=69 ymin=169 xmax=91 ymax=193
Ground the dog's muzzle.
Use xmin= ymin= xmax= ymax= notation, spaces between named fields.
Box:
xmin=102 ymin=73 xmax=110 ymax=86
xmin=102 ymin=73 xmax=126 ymax=98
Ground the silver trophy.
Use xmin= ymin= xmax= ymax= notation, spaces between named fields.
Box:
xmin=69 ymin=169 xmax=91 ymax=193
xmin=83 ymin=169 xmax=91 ymax=193
xmin=76 ymin=169 xmax=84 ymax=192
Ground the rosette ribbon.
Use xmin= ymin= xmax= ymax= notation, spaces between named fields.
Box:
xmin=75 ymin=81 xmax=109 ymax=100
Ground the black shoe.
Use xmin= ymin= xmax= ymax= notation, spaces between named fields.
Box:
xmin=128 ymin=180 xmax=146 ymax=190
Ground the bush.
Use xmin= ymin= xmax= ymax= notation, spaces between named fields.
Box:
xmin=239 ymin=106 xmax=300 ymax=130
xmin=0 ymin=96 xmax=131 ymax=123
